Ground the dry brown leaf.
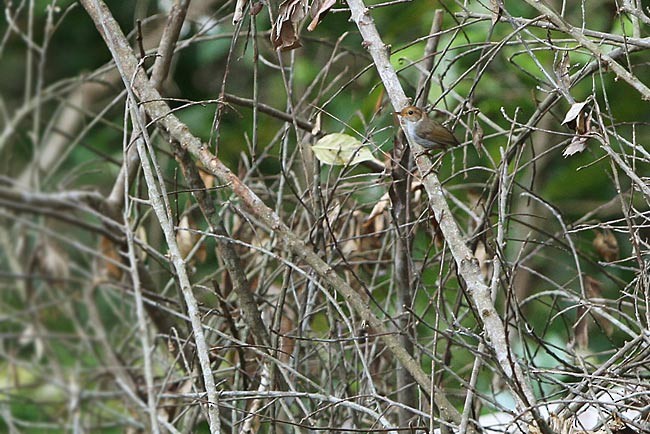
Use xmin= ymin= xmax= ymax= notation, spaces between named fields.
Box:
xmin=177 ymin=214 xmax=193 ymax=259
xmin=197 ymin=161 xmax=216 ymax=190
xmin=549 ymin=413 xmax=575 ymax=434
xmin=593 ymin=230 xmax=619 ymax=262
xmin=135 ymin=225 xmax=148 ymax=261
xmin=195 ymin=242 xmax=207 ymax=263
xmin=430 ymin=215 xmax=444 ymax=249
xmin=562 ymin=100 xmax=594 ymax=157
xmin=278 ymin=315 xmax=295 ymax=363
xmin=271 ymin=0 xmax=306 ymax=51
xmin=366 ymin=192 xmax=390 ymax=222
xmin=340 ymin=207 xmax=383 ymax=260
xmin=562 ymin=101 xmax=589 ymax=126
xmin=585 ymin=276 xmax=613 ymax=336
xmin=99 ymin=236 xmax=123 ymax=280
xmin=585 ymin=275 xmax=603 ymax=299
xmin=563 ymin=135 xmax=589 ymax=157
xmin=474 ymin=240 xmax=492 ymax=281
xmin=576 ymin=107 xmax=592 ymax=135
xmin=307 ymin=0 xmax=336 ymax=31
xmin=359 ymin=210 xmax=384 ymax=250
xmin=576 ymin=276 xmax=612 ymax=350
xmin=250 ymin=1 xmax=263 ymax=16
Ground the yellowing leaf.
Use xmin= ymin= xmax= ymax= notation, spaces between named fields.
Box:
xmin=311 ymin=133 xmax=379 ymax=166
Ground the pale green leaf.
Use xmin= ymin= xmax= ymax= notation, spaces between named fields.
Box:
xmin=311 ymin=133 xmax=378 ymax=166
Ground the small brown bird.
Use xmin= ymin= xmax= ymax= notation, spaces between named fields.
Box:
xmin=395 ymin=106 xmax=460 ymax=150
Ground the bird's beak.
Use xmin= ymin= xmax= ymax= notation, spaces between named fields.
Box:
xmin=393 ymin=111 xmax=401 ymax=116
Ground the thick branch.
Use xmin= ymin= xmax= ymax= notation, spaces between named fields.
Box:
xmin=80 ymin=1 xmax=221 ymax=432
xmin=346 ymin=0 xmax=536 ymax=414
xmin=174 ymin=145 xmax=273 ymax=348
xmin=78 ymin=0 xmax=461 ymax=425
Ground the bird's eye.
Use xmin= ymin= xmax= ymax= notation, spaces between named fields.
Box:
xmin=407 ymin=110 xmax=414 ymax=115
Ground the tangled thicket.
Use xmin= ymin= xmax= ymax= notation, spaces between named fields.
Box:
xmin=1 ymin=0 xmax=649 ymax=433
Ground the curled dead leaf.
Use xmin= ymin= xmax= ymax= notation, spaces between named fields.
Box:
xmin=563 ymin=135 xmax=588 ymax=157
xmin=561 ymin=99 xmax=594 ymax=157
xmin=593 ymin=230 xmax=619 ymax=262
xmin=430 ymin=214 xmax=444 ymax=249
xmin=585 ymin=275 xmax=603 ymax=298
xmin=361 ymin=206 xmax=386 ymax=246
xmin=575 ymin=276 xmax=612 ymax=351
xmin=575 ymin=107 xmax=592 ymax=136
xmin=308 ymin=0 xmax=336 ymax=31
xmin=99 ymin=236 xmax=123 ymax=280
xmin=250 ymin=2 xmax=263 ymax=16
xmin=473 ymin=240 xmax=492 ymax=281
xmin=271 ymin=0 xmax=307 ymax=51
xmin=585 ymin=276 xmax=613 ymax=336
xmin=197 ymin=161 xmax=216 ymax=190
xmin=366 ymin=192 xmax=390 ymax=223
xmin=561 ymin=101 xmax=589 ymax=126
xmin=342 ymin=207 xmax=385 ymax=259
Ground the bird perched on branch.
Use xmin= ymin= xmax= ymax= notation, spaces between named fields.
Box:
xmin=395 ymin=106 xmax=460 ymax=151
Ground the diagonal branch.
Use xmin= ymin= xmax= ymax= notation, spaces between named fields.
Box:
xmin=522 ymin=0 xmax=650 ymax=100
xmin=81 ymin=1 xmax=221 ymax=432
xmin=345 ymin=0 xmax=537 ymax=416
xmin=79 ymin=0 xmax=463 ymax=426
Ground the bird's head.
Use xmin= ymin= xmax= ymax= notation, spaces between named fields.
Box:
xmin=395 ymin=106 xmax=425 ymax=123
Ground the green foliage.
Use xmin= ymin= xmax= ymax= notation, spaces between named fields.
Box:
xmin=2 ymin=0 xmax=649 ymax=431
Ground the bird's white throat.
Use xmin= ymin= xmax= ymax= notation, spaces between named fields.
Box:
xmin=404 ymin=119 xmax=419 ymax=139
